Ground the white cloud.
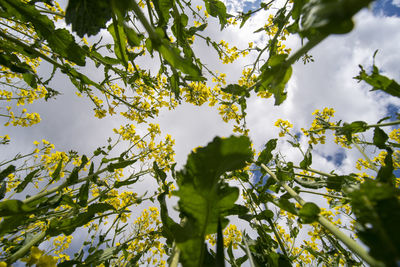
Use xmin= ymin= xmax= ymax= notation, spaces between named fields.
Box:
xmin=2 ymin=1 xmax=400 ymax=261
xmin=393 ymin=0 xmax=400 ymax=7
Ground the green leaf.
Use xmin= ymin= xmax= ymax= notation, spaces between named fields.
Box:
xmin=300 ymin=0 xmax=373 ymax=38
xmin=0 ymin=165 xmax=15 ymax=182
xmin=335 ymin=121 xmax=368 ymax=142
xmin=153 ymin=161 xmax=167 ymax=182
xmin=78 ymin=181 xmax=89 ymax=206
xmin=0 ymin=199 xmax=33 ymax=216
xmin=257 ymin=139 xmax=277 ymax=165
xmin=48 ymin=203 xmax=115 ymax=236
xmin=84 ymin=246 xmax=121 ymax=265
xmin=0 ymin=182 xmax=6 ymax=200
xmin=107 ymin=159 xmax=137 ymax=172
xmin=240 ymin=11 xmax=251 ymax=28
xmin=256 ymin=209 xmax=274 ymax=220
xmin=80 ymin=155 xmax=89 ymax=169
xmin=373 ymin=127 xmax=388 ymax=149
xmin=257 ymin=56 xmax=292 ymax=105
xmin=23 ymin=72 xmax=37 ymax=88
xmin=51 ymin=159 xmax=63 ymax=182
xmin=124 ymin=25 xmax=144 ymax=47
xmin=157 ymin=192 xmax=184 ymax=245
xmin=376 ymin=150 xmax=395 ymax=185
xmin=299 ymin=202 xmax=320 ymax=223
xmin=222 ymin=84 xmax=249 ymax=97
xmin=152 ymin=0 xmax=173 ymax=27
xmin=108 ymin=21 xmax=129 ymax=67
xmin=187 ymin=23 xmax=208 ymax=36
xmin=277 ymin=198 xmax=298 ymax=215
xmin=65 ymin=0 xmax=112 ymax=37
xmin=204 ymin=0 xmax=228 ymax=29
xmin=326 ymin=175 xmax=345 ymax=191
xmin=114 ymin=173 xmax=140 ymax=188
xmin=16 ymin=169 xmax=40 ymax=193
xmin=0 ymin=52 xmax=34 ymax=74
xmin=157 ymin=40 xmax=202 ymax=78
xmin=173 ymin=136 xmax=252 ymax=266
xmin=0 ymin=214 xmax=28 ymax=236
xmin=350 ymin=179 xmax=400 ymax=265
xmin=355 ymin=64 xmax=400 ymax=98
xmin=67 ymin=167 xmax=79 ymax=185
xmin=292 ymin=0 xmax=306 ymax=20
xmin=90 ymin=50 xmax=121 ymax=66
xmin=299 ymin=145 xmax=312 ymax=169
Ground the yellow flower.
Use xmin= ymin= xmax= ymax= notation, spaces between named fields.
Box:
xmin=275 ymin=119 xmax=293 ymax=137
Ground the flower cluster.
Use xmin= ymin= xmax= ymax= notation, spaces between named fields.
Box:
xmin=275 ymin=119 xmax=293 ymax=137
xmin=206 ymin=224 xmax=242 ymax=249
xmin=302 ymin=108 xmax=335 ymax=144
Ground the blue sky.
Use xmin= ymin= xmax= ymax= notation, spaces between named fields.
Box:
xmin=373 ymin=0 xmax=400 ymax=16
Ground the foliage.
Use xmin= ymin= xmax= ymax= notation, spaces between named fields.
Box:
xmin=0 ymin=0 xmax=399 ymax=266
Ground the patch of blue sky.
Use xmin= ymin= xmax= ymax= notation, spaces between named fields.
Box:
xmin=373 ymin=0 xmax=400 ymax=17
xmin=243 ymin=0 xmax=261 ymax=13
xmin=326 ymin=151 xmax=346 ymax=167
xmin=251 ymin=168 xmax=264 ymax=184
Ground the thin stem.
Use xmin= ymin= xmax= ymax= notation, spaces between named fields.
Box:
xmin=285 ymin=35 xmax=326 ymax=66
xmin=353 ymin=143 xmax=379 ymax=172
xmin=7 ymin=231 xmax=46 ymax=264
xmin=292 ymin=165 xmax=336 ymax=178
xmin=259 ymin=163 xmax=384 ymax=267
xmin=298 ymin=189 xmax=348 ymax=200
xmin=329 ymin=120 xmax=400 ymax=130
xmin=130 ymin=0 xmax=159 ymax=41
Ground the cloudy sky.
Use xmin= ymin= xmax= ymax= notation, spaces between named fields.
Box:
xmin=2 ymin=0 xmax=400 ymax=263
xmin=3 ymin=0 xmax=400 ymax=170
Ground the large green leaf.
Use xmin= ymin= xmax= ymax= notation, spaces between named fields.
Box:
xmin=65 ymin=0 xmax=112 ymax=37
xmin=1 ymin=0 xmax=86 ymax=66
xmin=335 ymin=121 xmax=368 ymax=142
xmin=299 ymin=202 xmax=320 ymax=223
xmin=373 ymin=127 xmax=388 ymax=149
xmin=0 ymin=199 xmax=33 ymax=216
xmin=157 ymin=39 xmax=202 ymax=78
xmin=256 ymin=55 xmax=292 ymax=105
xmin=256 ymin=139 xmax=277 ymax=165
xmin=300 ymin=0 xmax=373 ymax=38
xmin=204 ymin=0 xmax=228 ymax=29
xmin=350 ymin=179 xmax=400 ymax=266
xmin=173 ymin=136 xmax=252 ymax=266
xmin=153 ymin=0 xmax=173 ymax=27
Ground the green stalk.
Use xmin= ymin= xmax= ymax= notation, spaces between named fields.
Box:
xmin=353 ymin=143 xmax=379 ymax=172
xmin=130 ymin=0 xmax=159 ymax=41
xmin=260 ymin=163 xmax=384 ymax=267
xmin=298 ymin=189 xmax=348 ymax=200
xmin=7 ymin=231 xmax=46 ymax=264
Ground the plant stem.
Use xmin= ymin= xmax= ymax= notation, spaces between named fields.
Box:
xmin=285 ymin=35 xmax=327 ymax=66
xmin=292 ymin=165 xmax=336 ymax=178
xmin=130 ymin=0 xmax=159 ymax=41
xmin=298 ymin=189 xmax=348 ymax=200
xmin=353 ymin=143 xmax=379 ymax=172
xmin=260 ymin=163 xmax=384 ymax=267
xmin=7 ymin=231 xmax=46 ymax=264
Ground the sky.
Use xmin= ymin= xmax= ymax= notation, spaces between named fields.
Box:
xmin=2 ymin=0 xmax=400 ymax=264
